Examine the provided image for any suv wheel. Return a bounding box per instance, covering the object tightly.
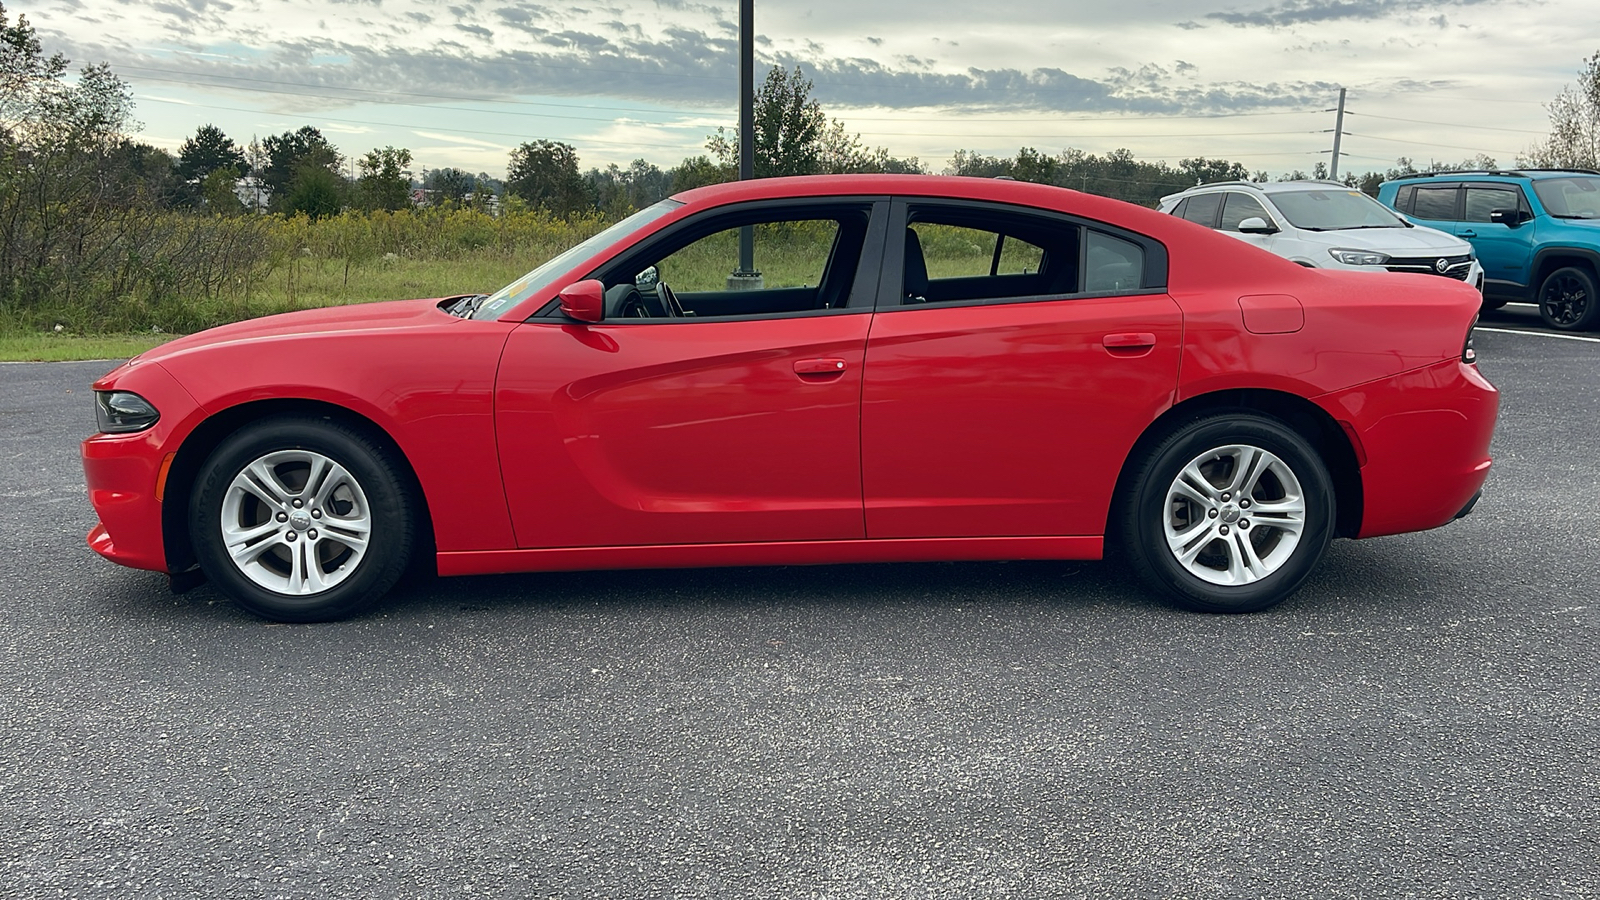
[1537,266,1600,331]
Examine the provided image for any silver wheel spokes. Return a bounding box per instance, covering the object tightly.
[1162,444,1306,587]
[220,450,372,596]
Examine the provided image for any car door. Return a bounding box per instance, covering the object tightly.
[1218,190,1279,253]
[1460,183,1535,292]
[860,199,1183,539]
[495,198,889,549]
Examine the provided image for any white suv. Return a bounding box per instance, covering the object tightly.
[1158,180,1486,293]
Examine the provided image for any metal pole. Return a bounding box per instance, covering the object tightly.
[736,0,757,280]
[1330,87,1346,180]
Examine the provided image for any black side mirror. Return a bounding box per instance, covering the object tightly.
[1489,208,1527,227]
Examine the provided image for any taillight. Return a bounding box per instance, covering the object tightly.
[1462,316,1478,364]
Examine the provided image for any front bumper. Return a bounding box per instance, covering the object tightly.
[1316,357,1499,539]
[81,361,202,573]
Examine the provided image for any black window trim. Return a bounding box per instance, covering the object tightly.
[874,197,1170,312]
[1178,190,1225,229]
[534,195,892,323]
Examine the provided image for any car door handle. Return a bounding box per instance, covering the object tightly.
[794,358,849,375]
[1460,229,1477,237]
[1102,332,1157,350]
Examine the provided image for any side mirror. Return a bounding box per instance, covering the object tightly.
[557,279,604,323]
[1489,208,1526,227]
[1237,216,1279,235]
[635,266,659,288]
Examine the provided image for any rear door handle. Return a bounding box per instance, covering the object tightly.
[794,358,849,375]
[1102,332,1157,350]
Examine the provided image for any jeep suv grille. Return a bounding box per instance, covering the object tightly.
[1384,254,1474,281]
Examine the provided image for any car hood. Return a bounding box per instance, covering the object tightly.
[1294,225,1472,255]
[133,298,456,365]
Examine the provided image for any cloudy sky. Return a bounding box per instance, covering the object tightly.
[15,0,1600,178]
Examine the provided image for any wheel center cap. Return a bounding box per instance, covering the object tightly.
[288,510,312,531]
[1220,506,1241,524]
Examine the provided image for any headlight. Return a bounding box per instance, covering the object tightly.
[1329,248,1391,266]
[95,391,160,433]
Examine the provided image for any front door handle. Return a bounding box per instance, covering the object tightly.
[794,358,848,376]
[1460,229,1478,237]
[1102,332,1157,350]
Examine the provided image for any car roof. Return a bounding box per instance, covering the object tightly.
[667,173,1181,234]
[1382,168,1600,185]
[1158,179,1355,206]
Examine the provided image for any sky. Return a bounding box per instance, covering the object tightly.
[14,0,1600,180]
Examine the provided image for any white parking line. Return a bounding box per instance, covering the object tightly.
[1477,326,1600,344]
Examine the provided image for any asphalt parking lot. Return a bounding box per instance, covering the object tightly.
[2,316,1596,899]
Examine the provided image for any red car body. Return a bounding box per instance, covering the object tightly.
[83,175,1497,602]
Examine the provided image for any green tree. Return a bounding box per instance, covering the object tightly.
[260,126,341,209]
[354,145,413,211]
[1525,51,1600,168]
[506,139,590,215]
[709,66,827,178]
[424,166,476,205]
[285,165,343,219]
[0,2,150,311]
[176,123,247,183]
[668,154,733,191]
[199,168,244,215]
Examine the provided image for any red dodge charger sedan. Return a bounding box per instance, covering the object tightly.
[82,175,1498,621]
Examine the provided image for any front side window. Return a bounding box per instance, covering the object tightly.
[1220,193,1272,232]
[1464,186,1525,223]
[596,203,875,320]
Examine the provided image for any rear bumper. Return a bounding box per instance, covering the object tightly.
[1316,358,1499,539]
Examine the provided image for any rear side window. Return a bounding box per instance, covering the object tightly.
[1179,193,1223,228]
[1219,193,1271,232]
[1411,186,1461,220]
[1393,185,1416,214]
[1464,186,1524,223]
[1084,231,1145,293]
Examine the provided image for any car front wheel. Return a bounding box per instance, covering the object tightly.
[190,415,415,622]
[1538,265,1600,331]
[1117,413,1336,613]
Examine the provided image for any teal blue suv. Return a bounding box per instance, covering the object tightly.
[1377,169,1600,330]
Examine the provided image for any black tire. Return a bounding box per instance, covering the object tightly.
[189,415,415,622]
[1116,413,1336,613]
[1480,297,1508,312]
[1537,265,1600,331]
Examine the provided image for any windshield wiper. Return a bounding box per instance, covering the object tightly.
[447,293,489,318]
[1325,224,1403,230]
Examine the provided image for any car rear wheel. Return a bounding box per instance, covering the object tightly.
[1537,266,1600,331]
[190,416,414,622]
[1117,413,1335,613]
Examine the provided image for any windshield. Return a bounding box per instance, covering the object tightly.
[471,198,683,319]
[1532,175,1600,218]
[1271,189,1407,230]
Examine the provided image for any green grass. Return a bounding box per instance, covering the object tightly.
[0,332,176,362]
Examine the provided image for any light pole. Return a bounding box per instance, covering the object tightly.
[729,0,762,290]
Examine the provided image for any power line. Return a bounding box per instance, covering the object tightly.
[1347,110,1547,135]
[1344,131,1516,156]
